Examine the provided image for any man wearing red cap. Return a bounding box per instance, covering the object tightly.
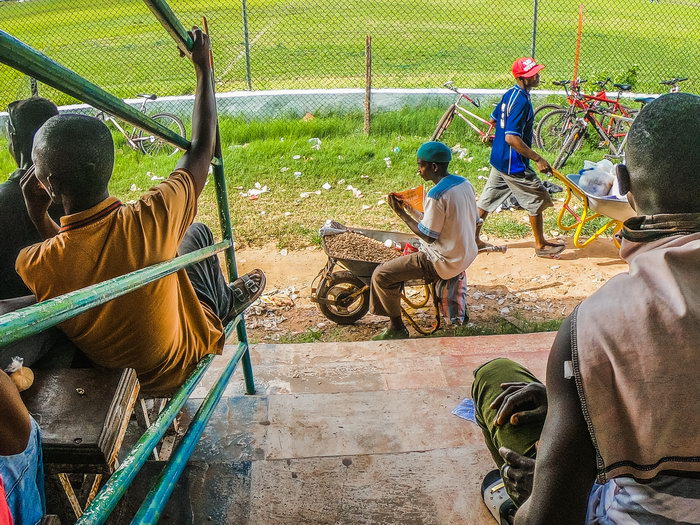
[475,58,564,257]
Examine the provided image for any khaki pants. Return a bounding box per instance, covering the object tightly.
[369,251,439,318]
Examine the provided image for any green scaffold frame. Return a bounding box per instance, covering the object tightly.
[0,1,254,522]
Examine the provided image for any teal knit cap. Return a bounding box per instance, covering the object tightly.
[417,141,452,163]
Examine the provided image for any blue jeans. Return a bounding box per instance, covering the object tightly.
[0,418,45,525]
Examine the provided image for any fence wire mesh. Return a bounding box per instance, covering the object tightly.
[1,0,698,118]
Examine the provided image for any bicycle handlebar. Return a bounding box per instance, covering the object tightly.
[660,77,688,85]
[443,81,460,93]
[442,82,480,107]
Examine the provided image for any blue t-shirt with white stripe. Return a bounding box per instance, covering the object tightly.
[489,85,534,175]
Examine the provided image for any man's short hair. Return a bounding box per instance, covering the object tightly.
[626,93,700,212]
[33,114,114,195]
[7,97,59,142]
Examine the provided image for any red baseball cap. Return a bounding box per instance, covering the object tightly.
[512,57,545,78]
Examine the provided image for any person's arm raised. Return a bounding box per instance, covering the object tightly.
[176,27,216,198]
[387,194,436,244]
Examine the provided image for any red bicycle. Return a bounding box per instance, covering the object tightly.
[536,78,637,154]
[431,82,494,143]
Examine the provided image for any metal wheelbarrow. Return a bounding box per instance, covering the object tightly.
[310,225,441,335]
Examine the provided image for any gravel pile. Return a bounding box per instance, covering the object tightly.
[324,232,402,263]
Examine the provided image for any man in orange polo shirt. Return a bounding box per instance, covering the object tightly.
[15,28,265,395]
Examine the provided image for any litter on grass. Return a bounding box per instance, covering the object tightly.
[240,184,269,199]
[346,185,363,198]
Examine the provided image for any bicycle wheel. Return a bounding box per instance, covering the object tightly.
[533,103,563,130]
[536,108,576,152]
[137,113,187,156]
[431,104,457,141]
[554,122,586,170]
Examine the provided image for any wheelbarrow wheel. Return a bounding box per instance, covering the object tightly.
[317,271,370,325]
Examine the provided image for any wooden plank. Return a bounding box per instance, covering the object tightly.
[100,369,139,471]
[22,368,139,470]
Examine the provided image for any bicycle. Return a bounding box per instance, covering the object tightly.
[96,94,187,156]
[550,76,690,168]
[536,78,637,154]
[431,82,494,143]
[552,106,635,169]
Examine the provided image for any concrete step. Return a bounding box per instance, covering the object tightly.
[165,334,554,524]
[111,335,553,523]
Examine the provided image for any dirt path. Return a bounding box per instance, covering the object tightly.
[236,235,627,343]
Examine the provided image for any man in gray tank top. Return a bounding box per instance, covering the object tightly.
[472,93,700,524]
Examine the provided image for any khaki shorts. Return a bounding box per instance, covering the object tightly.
[478,166,553,216]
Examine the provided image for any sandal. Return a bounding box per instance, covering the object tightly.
[482,469,516,524]
[534,244,565,258]
[223,269,267,324]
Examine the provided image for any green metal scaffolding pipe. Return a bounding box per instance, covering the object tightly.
[130,342,248,524]
[144,0,257,394]
[142,0,194,57]
[0,30,190,151]
[0,241,230,348]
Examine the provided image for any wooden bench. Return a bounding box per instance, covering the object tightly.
[22,368,139,521]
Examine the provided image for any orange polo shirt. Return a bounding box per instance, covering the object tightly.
[16,170,224,394]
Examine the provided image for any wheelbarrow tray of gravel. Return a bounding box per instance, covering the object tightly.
[320,226,418,283]
[310,223,439,334]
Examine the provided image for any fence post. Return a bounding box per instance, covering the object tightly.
[364,35,372,135]
[530,0,539,58]
[29,76,38,96]
[241,0,253,90]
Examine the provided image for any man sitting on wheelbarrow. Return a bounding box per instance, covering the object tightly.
[371,141,478,340]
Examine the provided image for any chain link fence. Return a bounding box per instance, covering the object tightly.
[1,0,698,118]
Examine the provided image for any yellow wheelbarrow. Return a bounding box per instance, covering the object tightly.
[551,169,636,248]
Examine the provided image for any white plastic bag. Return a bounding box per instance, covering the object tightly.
[579,159,615,196]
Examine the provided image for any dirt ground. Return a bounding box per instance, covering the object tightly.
[236,235,628,343]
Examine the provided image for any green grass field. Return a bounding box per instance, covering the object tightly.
[0,104,609,249]
[1,0,698,109]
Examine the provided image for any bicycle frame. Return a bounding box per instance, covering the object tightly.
[586,108,634,157]
[432,82,494,142]
[98,97,154,150]
[562,80,634,137]
[453,103,493,138]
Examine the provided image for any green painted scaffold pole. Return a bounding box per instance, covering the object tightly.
[0,30,190,151]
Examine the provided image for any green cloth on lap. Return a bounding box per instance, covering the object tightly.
[471,357,544,468]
